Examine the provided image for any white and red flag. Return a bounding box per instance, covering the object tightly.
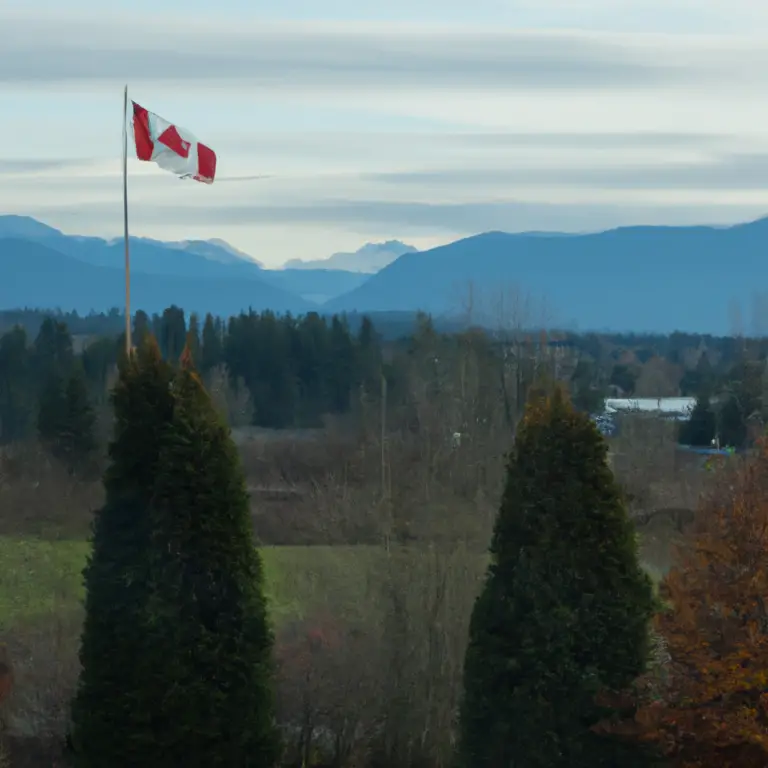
[131,101,217,184]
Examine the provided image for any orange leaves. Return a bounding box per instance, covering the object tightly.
[605,440,768,766]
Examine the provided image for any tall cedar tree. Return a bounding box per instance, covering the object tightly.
[70,339,177,765]
[456,386,657,768]
[71,339,278,766]
[137,349,278,765]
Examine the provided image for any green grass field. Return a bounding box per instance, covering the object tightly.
[0,529,676,634]
[0,537,395,631]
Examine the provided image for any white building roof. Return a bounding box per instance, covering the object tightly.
[604,397,696,415]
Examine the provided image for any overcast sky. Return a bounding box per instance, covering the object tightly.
[3,1,768,266]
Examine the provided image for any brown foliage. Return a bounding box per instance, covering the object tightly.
[634,356,683,397]
[609,441,768,766]
[275,610,376,767]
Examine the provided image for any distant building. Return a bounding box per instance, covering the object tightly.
[592,396,697,438]
[603,397,696,422]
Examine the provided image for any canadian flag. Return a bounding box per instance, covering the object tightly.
[132,101,216,184]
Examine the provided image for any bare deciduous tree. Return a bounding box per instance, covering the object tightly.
[633,356,682,398]
[204,364,253,428]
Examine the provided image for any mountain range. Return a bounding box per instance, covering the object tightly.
[284,240,417,273]
[2,214,768,334]
[0,215,374,313]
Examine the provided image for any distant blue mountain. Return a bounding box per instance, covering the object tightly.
[0,236,313,316]
[6,214,768,333]
[124,236,266,267]
[325,218,768,334]
[0,215,62,240]
[284,240,418,272]
[0,216,370,308]
[0,216,268,281]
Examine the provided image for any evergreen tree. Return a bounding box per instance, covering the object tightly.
[136,349,278,765]
[0,326,33,443]
[328,314,356,413]
[679,393,716,447]
[71,339,179,766]
[159,305,187,361]
[357,314,382,393]
[456,386,657,768]
[37,368,97,472]
[60,371,98,468]
[133,310,151,347]
[32,316,74,389]
[71,339,278,766]
[37,372,67,443]
[679,350,714,396]
[186,312,201,366]
[81,337,120,403]
[201,313,224,373]
[570,359,606,414]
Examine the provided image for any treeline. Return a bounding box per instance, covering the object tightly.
[0,307,388,444]
[0,317,96,470]
[134,307,385,429]
[1,307,759,368]
[3,304,768,450]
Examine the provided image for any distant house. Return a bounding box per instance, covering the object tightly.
[603,397,696,422]
[592,396,697,437]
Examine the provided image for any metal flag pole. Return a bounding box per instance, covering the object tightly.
[122,85,132,355]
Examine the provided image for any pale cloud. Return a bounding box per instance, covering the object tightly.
[26,199,768,240]
[18,0,768,32]
[364,152,768,191]
[2,13,768,92]
[0,158,93,173]
[3,6,768,265]
[4,128,768,264]
[0,22,677,90]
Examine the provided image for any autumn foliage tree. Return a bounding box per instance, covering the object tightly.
[615,441,768,767]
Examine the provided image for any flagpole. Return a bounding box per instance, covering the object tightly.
[122,84,132,355]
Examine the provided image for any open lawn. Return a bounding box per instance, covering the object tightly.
[0,529,677,632]
[0,538,388,631]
